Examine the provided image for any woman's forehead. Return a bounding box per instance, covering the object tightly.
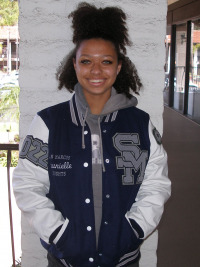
[76,38,117,56]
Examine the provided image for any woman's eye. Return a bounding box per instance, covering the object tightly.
[103,60,113,64]
[80,60,90,64]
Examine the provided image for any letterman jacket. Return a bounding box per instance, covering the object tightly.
[13,90,171,267]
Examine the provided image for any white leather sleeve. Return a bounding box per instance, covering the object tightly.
[12,115,66,244]
[126,120,171,239]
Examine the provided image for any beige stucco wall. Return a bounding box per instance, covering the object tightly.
[18,0,167,266]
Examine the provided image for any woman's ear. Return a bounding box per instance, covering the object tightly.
[73,57,76,71]
[117,60,122,75]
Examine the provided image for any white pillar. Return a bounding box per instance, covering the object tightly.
[18,1,167,266]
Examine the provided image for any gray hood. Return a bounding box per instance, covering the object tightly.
[74,83,138,117]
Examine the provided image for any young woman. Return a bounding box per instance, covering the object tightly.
[13,3,171,267]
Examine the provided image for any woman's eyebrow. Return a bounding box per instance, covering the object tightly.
[79,54,114,58]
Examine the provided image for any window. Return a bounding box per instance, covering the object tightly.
[164,32,171,105]
[164,18,200,125]
[188,20,200,123]
[173,23,187,112]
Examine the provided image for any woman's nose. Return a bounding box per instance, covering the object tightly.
[91,62,101,74]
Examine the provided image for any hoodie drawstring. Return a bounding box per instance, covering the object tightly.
[82,107,88,149]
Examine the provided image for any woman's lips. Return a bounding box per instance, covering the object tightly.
[88,79,105,85]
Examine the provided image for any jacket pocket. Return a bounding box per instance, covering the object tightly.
[53,219,84,263]
[40,219,70,259]
[125,214,140,239]
[53,218,70,246]
[53,219,69,245]
[118,215,142,256]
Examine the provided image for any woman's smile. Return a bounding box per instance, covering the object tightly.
[88,79,106,86]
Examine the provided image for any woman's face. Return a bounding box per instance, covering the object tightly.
[73,38,122,99]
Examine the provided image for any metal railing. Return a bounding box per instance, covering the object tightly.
[0,143,19,267]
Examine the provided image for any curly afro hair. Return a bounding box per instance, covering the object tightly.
[56,2,142,98]
[69,2,131,55]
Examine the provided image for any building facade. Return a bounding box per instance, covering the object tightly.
[0,26,19,73]
[165,0,200,124]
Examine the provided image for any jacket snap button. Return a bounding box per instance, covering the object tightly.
[85,198,90,204]
[87,226,92,231]
[106,194,110,199]
[89,258,94,262]
[84,131,88,135]
[104,221,108,225]
[84,162,89,167]
[105,159,109,163]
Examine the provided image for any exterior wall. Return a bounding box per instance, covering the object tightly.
[18,0,167,266]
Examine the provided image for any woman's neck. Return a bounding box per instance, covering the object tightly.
[83,91,111,115]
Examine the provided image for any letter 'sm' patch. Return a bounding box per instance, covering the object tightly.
[113,133,148,185]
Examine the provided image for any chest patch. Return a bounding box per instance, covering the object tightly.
[113,133,148,185]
